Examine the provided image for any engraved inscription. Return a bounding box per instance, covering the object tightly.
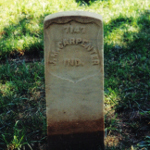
[58,42,63,49]
[49,37,100,66]
[64,26,85,34]
[49,61,56,65]
[91,55,99,60]
[64,58,84,67]
[84,44,93,51]
[92,60,99,65]
[51,51,58,57]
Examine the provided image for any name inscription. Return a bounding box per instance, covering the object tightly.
[49,26,100,66]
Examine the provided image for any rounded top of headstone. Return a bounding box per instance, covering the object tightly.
[44,11,102,29]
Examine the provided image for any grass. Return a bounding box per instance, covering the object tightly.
[0,0,150,149]
[0,61,46,149]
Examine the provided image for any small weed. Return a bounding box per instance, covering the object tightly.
[2,121,33,150]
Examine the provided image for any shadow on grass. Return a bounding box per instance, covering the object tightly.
[0,60,46,150]
[0,9,150,150]
[104,11,150,110]
[0,13,50,61]
[76,0,109,5]
[75,0,95,5]
[104,10,150,149]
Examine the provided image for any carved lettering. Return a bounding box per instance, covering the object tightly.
[76,38,82,44]
[85,44,94,51]
[80,27,85,33]
[63,39,69,46]
[51,51,58,57]
[57,48,62,52]
[81,39,89,47]
[57,38,94,48]
[91,48,97,55]
[75,58,84,66]
[52,38,99,67]
[70,59,74,66]
[70,26,73,33]
[74,26,80,33]
[64,59,84,66]
[92,60,99,65]
[70,38,76,44]
[58,42,63,49]
[64,26,86,34]
[91,54,99,60]
[64,27,69,33]
[49,61,56,65]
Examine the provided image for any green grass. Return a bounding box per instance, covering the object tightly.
[0,61,46,149]
[0,0,150,149]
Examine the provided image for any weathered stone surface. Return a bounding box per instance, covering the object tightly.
[44,11,104,150]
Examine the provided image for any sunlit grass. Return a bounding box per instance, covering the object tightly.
[0,81,16,96]
[0,0,149,59]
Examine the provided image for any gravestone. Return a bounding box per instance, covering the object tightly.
[44,11,104,150]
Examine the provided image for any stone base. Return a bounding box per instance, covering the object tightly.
[48,131,104,150]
